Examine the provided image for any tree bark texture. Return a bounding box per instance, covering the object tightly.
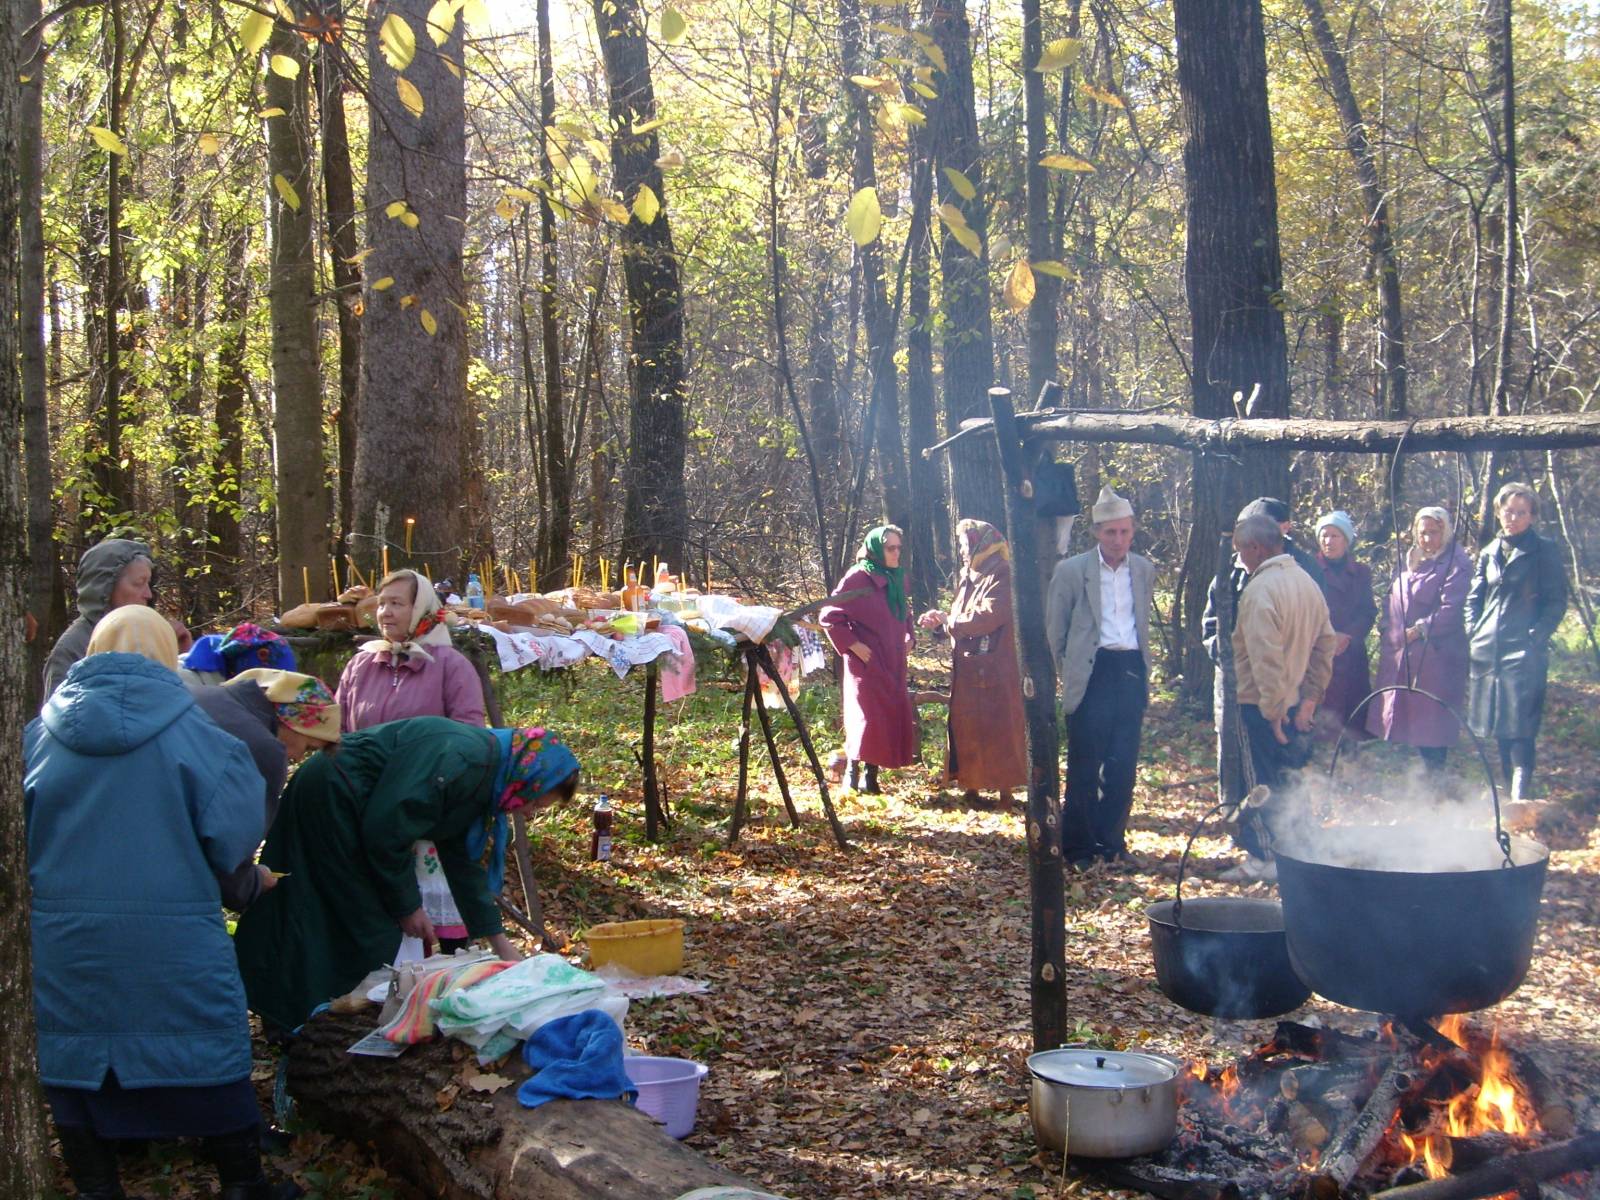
[0,0,54,1190]
[356,0,469,584]
[534,0,572,590]
[592,0,691,574]
[19,0,60,712]
[1021,0,1061,411]
[929,0,1004,530]
[904,133,947,609]
[1476,0,1518,539]
[316,51,363,557]
[212,226,249,610]
[287,1011,756,1200]
[266,21,331,605]
[1173,0,1292,704]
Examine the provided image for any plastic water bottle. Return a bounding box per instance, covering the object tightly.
[465,573,485,606]
[590,795,613,863]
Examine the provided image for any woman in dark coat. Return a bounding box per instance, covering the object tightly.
[1367,506,1474,770]
[1313,511,1376,740]
[821,525,918,793]
[1465,482,1569,800]
[234,718,579,1031]
[919,520,1027,804]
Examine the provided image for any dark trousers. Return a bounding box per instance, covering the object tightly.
[1418,745,1449,773]
[1237,704,1312,858]
[1064,649,1148,863]
[1498,737,1535,780]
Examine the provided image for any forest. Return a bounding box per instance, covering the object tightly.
[2,0,1600,1196]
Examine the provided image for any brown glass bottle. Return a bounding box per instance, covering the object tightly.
[590,794,613,862]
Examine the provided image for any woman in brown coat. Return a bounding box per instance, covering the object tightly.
[920,520,1028,804]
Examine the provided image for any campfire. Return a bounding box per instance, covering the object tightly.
[1091,1016,1598,1200]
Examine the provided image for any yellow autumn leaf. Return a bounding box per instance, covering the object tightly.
[632,116,665,134]
[1033,37,1081,72]
[269,53,300,79]
[911,32,947,73]
[379,14,417,70]
[447,298,470,317]
[660,6,687,44]
[87,126,128,155]
[846,187,882,247]
[597,197,631,224]
[1079,81,1126,109]
[460,0,489,26]
[399,293,417,309]
[197,132,221,155]
[1004,259,1036,311]
[273,173,301,211]
[897,102,926,125]
[506,186,538,202]
[1039,152,1096,173]
[240,10,273,55]
[420,309,438,336]
[494,197,517,219]
[633,183,660,225]
[938,203,981,256]
[258,107,287,118]
[396,76,424,117]
[872,21,909,34]
[910,80,937,100]
[426,0,456,46]
[385,200,409,218]
[344,248,375,264]
[656,147,685,169]
[399,210,420,229]
[371,276,395,290]
[1030,259,1073,280]
[942,167,976,201]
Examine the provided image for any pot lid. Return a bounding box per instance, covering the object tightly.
[1028,1048,1178,1089]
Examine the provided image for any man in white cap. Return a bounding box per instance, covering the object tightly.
[1046,486,1157,868]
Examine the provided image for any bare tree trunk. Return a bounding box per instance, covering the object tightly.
[1021,0,1061,408]
[534,0,571,589]
[212,228,249,612]
[315,51,362,560]
[928,0,1004,529]
[0,0,53,1188]
[355,0,469,582]
[799,104,843,492]
[905,126,945,610]
[1477,0,1517,539]
[1173,0,1292,706]
[266,19,330,605]
[591,0,691,571]
[18,0,60,711]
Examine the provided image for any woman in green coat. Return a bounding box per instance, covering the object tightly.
[234,717,580,1031]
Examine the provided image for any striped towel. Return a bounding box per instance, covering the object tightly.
[379,959,514,1045]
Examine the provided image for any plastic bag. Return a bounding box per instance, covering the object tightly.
[430,954,628,1063]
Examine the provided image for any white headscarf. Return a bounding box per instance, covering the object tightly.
[1409,506,1456,570]
[360,570,454,661]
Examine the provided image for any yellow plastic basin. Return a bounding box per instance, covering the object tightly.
[586,918,685,976]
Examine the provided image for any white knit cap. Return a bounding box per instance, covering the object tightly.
[1091,486,1133,524]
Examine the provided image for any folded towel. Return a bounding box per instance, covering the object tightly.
[379,959,513,1044]
[517,1010,635,1108]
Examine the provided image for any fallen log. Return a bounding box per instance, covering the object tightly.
[286,1010,761,1200]
[1370,1129,1600,1200]
[1306,1054,1414,1192]
[1093,1160,1242,1200]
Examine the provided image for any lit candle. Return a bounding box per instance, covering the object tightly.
[331,558,340,595]
[503,561,514,593]
[302,565,311,605]
[405,517,415,555]
[382,546,390,577]
[422,562,431,581]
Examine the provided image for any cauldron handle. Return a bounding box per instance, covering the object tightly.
[1331,683,1513,869]
[1171,799,1237,928]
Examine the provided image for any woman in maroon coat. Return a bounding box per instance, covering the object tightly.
[822,525,918,793]
[1366,506,1474,770]
[1314,511,1377,740]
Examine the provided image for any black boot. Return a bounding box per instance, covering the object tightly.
[863,763,881,794]
[848,760,862,791]
[203,1129,303,1200]
[56,1125,126,1200]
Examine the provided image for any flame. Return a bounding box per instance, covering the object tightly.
[1436,1014,1468,1047]
[1446,1032,1531,1137]
[1189,1059,1208,1081]
[1218,1064,1240,1100]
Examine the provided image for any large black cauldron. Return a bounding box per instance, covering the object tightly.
[1274,824,1549,1019]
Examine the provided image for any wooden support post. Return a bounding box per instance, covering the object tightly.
[987,385,1067,1052]
[642,661,663,841]
[726,651,758,845]
[751,660,802,828]
[751,641,850,850]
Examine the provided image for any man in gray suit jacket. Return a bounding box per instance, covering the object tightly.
[1046,487,1157,867]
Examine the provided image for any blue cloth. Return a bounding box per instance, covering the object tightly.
[183,633,229,675]
[517,1010,634,1109]
[25,653,265,1089]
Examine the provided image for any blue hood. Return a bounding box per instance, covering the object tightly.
[40,653,196,756]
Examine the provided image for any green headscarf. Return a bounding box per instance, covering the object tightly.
[856,524,908,620]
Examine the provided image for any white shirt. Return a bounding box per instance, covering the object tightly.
[1098,549,1139,650]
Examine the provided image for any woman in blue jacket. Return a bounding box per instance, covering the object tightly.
[25,606,296,1200]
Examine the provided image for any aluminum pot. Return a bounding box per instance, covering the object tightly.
[1027,1049,1179,1158]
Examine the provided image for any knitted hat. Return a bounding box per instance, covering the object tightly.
[227,668,342,744]
[1239,496,1291,524]
[85,605,179,670]
[1315,510,1357,547]
[1091,486,1134,524]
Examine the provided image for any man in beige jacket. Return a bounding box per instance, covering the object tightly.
[1225,513,1337,881]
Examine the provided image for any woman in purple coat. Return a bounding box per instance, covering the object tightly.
[822,526,918,793]
[1314,511,1377,740]
[1366,506,1473,770]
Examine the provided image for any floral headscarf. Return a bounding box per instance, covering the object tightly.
[469,727,581,893]
[957,519,1009,574]
[855,525,908,620]
[219,623,297,674]
[227,668,342,743]
[362,569,453,661]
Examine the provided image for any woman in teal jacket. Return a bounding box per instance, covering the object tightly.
[26,606,293,1200]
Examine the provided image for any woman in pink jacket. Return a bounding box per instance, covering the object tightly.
[337,569,485,950]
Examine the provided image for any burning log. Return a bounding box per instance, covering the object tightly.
[1273,1021,1388,1063]
[1306,1054,1415,1193]
[1370,1129,1600,1200]
[1095,1161,1243,1200]
[1279,1059,1377,1104]
[1441,1131,1540,1171]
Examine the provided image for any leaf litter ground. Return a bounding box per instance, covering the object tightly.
[92,655,1600,1200]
